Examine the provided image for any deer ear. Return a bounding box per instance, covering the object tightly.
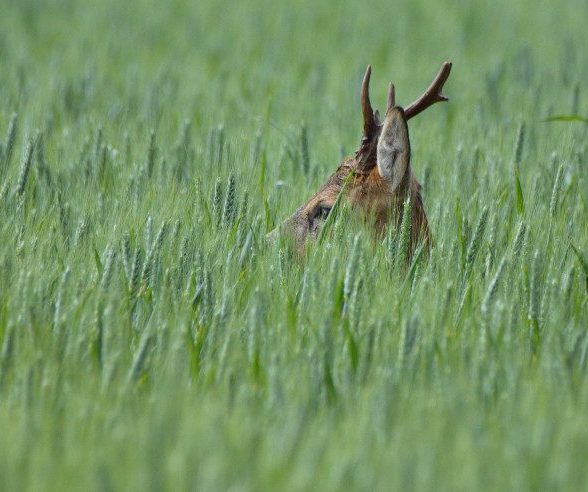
[376,107,410,191]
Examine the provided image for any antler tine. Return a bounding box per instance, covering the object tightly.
[386,82,396,113]
[404,61,452,120]
[361,65,376,136]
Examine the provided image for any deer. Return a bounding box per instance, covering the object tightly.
[273,62,452,258]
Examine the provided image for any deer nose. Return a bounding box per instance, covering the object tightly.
[265,228,279,245]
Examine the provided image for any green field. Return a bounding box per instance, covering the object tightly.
[1,0,588,490]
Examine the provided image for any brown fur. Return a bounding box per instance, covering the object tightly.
[279,155,431,255]
[273,63,452,256]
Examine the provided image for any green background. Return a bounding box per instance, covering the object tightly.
[0,0,587,490]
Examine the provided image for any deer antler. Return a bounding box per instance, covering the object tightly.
[356,62,452,166]
[361,65,376,136]
[403,62,452,119]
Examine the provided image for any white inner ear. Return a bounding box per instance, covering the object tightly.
[376,108,410,191]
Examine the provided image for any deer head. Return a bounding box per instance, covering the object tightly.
[275,62,452,255]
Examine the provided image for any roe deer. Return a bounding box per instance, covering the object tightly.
[275,62,452,256]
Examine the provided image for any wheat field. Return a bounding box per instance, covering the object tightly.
[0,0,587,490]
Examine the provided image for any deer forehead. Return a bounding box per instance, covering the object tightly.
[299,167,393,214]
[350,168,396,207]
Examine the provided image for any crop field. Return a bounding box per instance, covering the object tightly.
[1,0,587,490]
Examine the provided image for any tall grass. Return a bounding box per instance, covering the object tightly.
[0,0,587,490]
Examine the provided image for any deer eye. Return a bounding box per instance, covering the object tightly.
[313,205,332,222]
